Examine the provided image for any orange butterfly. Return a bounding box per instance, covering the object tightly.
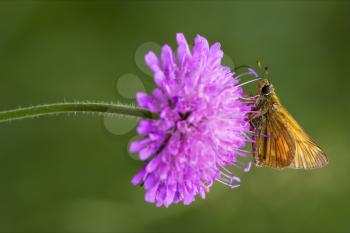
[249,67,328,169]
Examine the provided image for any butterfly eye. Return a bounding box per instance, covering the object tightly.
[261,85,271,95]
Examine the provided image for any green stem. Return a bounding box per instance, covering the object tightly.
[0,102,158,123]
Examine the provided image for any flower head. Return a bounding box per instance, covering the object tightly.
[130,33,253,207]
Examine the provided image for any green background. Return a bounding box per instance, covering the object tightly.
[0,1,349,232]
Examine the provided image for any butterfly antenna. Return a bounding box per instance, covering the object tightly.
[257,60,271,80]
[264,65,271,81]
[256,60,263,70]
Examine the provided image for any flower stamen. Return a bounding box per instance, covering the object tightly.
[233,161,253,173]
[216,174,241,189]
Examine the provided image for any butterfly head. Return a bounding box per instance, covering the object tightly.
[255,61,274,96]
[257,79,274,96]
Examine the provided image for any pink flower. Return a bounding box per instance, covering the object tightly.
[130,33,253,207]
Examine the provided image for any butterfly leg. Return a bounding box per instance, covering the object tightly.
[250,115,267,167]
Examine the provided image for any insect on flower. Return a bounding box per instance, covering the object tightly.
[249,62,328,169]
[129,33,259,207]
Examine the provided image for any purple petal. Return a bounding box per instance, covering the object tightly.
[161,44,176,73]
[145,51,161,73]
[131,167,146,185]
[136,93,154,109]
[145,183,159,203]
[129,138,150,153]
[193,35,209,57]
[152,88,166,103]
[209,42,223,65]
[146,155,161,173]
[143,174,158,190]
[137,120,153,135]
[156,184,166,206]
[176,33,191,66]
[154,70,166,87]
[163,186,176,207]
[167,133,180,155]
[139,145,157,160]
[198,186,206,199]
[183,191,194,205]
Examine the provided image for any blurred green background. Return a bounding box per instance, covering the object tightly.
[0,1,349,232]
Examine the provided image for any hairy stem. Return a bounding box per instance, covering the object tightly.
[0,102,158,123]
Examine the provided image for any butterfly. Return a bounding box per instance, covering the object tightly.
[249,68,328,169]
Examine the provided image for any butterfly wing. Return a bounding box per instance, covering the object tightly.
[253,111,296,169]
[278,106,328,169]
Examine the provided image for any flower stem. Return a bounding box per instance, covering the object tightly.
[0,102,158,123]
